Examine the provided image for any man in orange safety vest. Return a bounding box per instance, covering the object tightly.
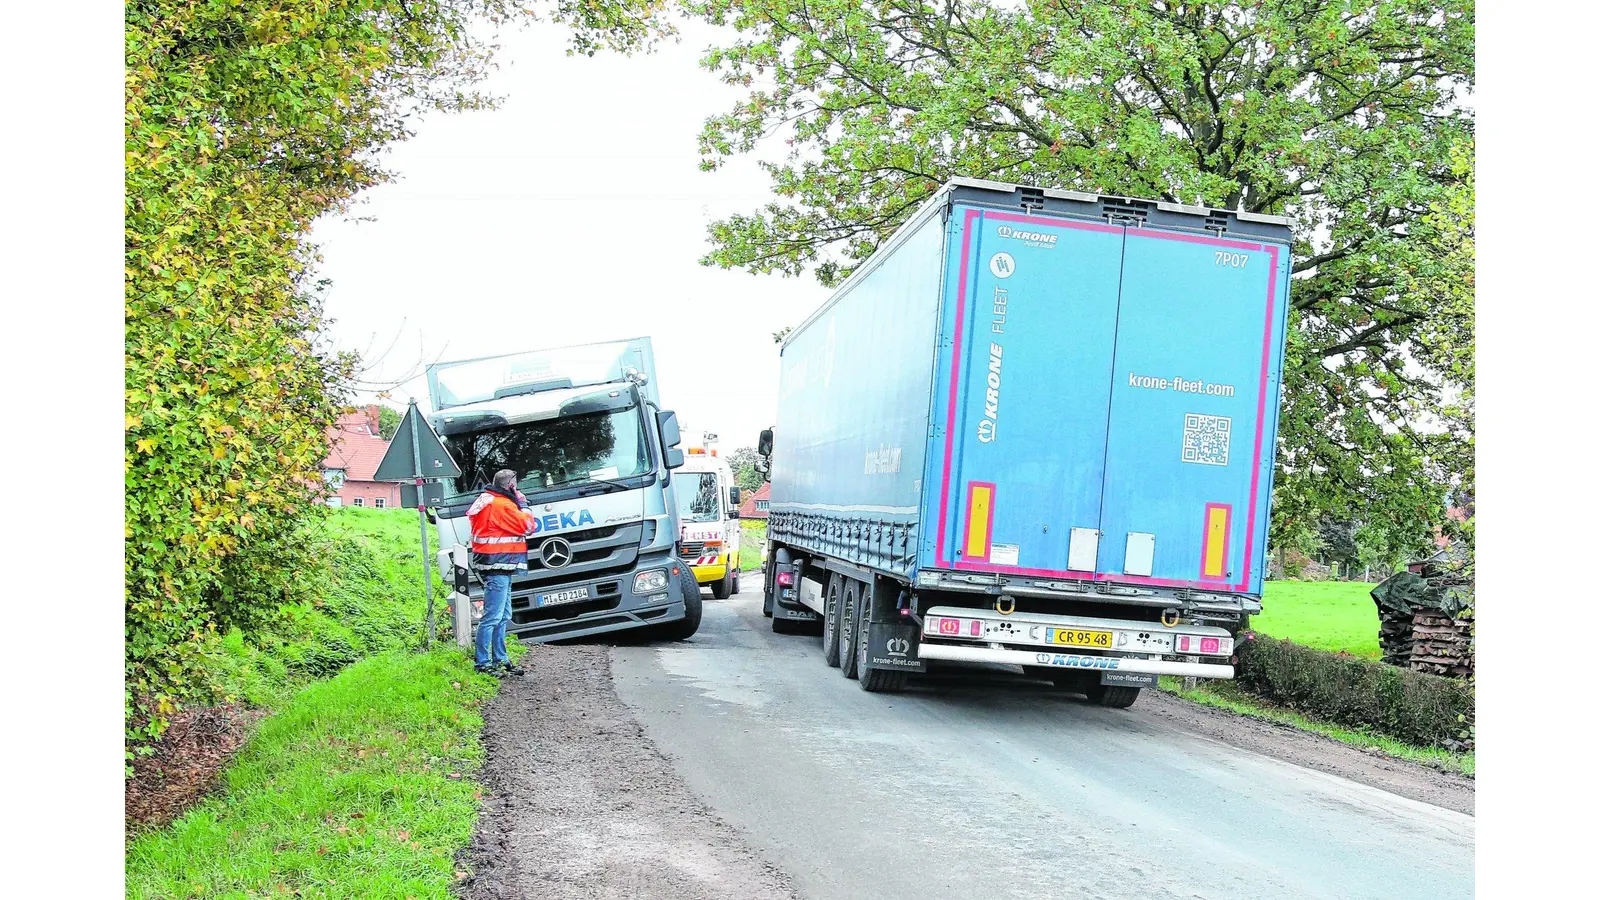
[466,469,536,676]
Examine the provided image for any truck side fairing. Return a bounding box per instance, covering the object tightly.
[768,209,947,577]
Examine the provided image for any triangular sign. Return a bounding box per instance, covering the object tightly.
[373,402,463,482]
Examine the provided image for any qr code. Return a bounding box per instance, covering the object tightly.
[1181,414,1231,466]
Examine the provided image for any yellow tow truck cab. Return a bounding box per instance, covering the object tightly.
[674,448,743,599]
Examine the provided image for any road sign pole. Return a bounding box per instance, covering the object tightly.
[410,399,436,649]
[374,398,461,653]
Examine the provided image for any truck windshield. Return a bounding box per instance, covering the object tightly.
[675,473,722,524]
[442,405,651,499]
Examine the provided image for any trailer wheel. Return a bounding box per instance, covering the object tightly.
[658,567,704,641]
[821,573,843,667]
[1085,683,1141,709]
[856,582,905,693]
[838,578,861,680]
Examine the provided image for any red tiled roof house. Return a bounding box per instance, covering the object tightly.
[320,405,401,509]
[738,482,771,520]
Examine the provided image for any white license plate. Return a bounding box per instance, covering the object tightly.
[534,586,591,607]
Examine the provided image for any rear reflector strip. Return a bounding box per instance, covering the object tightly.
[963,482,996,561]
[1201,503,1231,579]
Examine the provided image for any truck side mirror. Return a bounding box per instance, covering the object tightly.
[730,487,742,506]
[657,410,686,469]
[658,409,683,447]
[757,428,773,457]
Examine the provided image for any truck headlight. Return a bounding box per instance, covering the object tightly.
[633,568,669,594]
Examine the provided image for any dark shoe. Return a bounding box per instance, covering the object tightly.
[475,664,504,677]
[500,662,527,677]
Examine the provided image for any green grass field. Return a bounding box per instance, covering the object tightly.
[1255,580,1381,658]
[207,507,441,709]
[127,649,498,899]
[129,508,503,898]
[739,520,767,572]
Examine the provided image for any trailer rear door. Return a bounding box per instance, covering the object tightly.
[931,207,1125,574]
[1095,231,1288,594]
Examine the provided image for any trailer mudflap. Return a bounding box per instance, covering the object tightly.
[865,622,926,673]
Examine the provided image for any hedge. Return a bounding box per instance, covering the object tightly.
[1235,633,1474,750]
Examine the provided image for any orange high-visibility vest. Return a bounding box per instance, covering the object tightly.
[466,489,535,572]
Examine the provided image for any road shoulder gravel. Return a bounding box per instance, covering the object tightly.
[457,643,798,900]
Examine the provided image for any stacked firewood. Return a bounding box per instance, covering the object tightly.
[1376,606,1417,668]
[1408,609,1475,679]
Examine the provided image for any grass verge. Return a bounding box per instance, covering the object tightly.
[127,649,499,899]
[1256,580,1381,659]
[1158,675,1474,777]
[740,520,767,572]
[206,508,441,711]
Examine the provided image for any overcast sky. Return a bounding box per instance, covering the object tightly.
[310,19,832,453]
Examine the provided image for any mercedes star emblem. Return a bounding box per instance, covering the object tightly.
[540,538,573,569]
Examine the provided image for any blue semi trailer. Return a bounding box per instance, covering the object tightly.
[756,178,1293,704]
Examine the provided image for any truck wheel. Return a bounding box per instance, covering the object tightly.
[712,567,732,600]
[1085,683,1141,709]
[731,568,741,595]
[838,578,861,680]
[760,557,774,617]
[856,582,905,693]
[821,573,843,667]
[659,567,704,641]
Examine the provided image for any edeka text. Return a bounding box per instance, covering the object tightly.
[977,342,1004,444]
[529,509,596,534]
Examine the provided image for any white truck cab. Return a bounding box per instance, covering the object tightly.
[674,448,743,599]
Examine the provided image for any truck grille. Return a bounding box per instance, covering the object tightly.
[512,522,644,587]
[679,542,704,559]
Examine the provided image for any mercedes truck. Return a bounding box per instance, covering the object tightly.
[428,338,703,643]
[757,178,1293,705]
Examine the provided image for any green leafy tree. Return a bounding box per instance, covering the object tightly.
[728,446,765,491]
[378,405,404,441]
[125,0,669,756]
[682,0,1473,552]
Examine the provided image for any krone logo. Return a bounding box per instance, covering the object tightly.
[990,252,1015,278]
[995,225,1059,245]
[886,637,911,656]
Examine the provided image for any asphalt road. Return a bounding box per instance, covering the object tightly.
[611,575,1474,900]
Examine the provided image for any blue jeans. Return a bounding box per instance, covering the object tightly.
[475,573,513,668]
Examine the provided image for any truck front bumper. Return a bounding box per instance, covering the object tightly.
[689,561,728,584]
[477,551,691,643]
